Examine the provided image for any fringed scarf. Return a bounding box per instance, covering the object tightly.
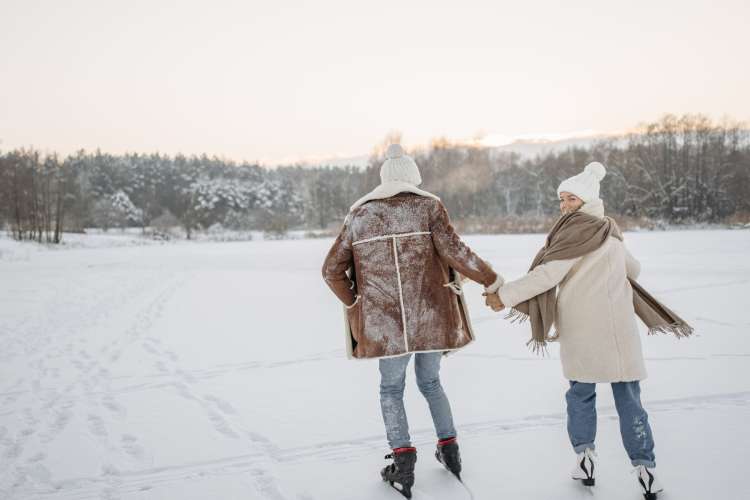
[507,211,694,354]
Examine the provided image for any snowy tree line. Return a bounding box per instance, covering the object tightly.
[0,151,305,241]
[1,114,748,242]
[403,114,750,231]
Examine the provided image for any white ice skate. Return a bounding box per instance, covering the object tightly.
[571,448,597,487]
[634,465,663,500]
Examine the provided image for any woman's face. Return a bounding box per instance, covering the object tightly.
[559,192,584,214]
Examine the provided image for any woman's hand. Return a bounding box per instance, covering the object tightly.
[482,291,505,312]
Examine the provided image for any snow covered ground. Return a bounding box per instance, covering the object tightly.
[0,230,748,500]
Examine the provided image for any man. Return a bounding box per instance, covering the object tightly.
[322,144,503,498]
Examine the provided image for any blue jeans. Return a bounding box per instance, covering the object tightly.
[566,381,656,467]
[379,352,457,449]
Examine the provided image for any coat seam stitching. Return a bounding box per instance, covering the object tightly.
[352,231,431,246]
[392,237,409,352]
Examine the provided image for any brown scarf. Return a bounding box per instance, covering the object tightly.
[507,211,694,353]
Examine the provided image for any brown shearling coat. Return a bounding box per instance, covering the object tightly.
[322,192,498,359]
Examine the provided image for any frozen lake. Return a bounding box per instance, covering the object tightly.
[1,229,748,499]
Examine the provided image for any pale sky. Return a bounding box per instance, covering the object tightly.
[1,0,748,165]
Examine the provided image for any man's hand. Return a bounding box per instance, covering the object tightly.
[483,291,505,312]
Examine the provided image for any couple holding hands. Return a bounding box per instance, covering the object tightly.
[322,144,692,500]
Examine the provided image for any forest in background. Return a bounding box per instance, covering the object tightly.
[1,114,748,243]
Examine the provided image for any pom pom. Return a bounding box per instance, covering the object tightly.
[386,144,404,159]
[584,161,606,181]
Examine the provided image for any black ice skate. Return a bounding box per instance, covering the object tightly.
[381,447,417,498]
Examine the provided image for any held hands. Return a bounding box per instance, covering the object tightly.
[482,291,505,312]
[482,273,506,312]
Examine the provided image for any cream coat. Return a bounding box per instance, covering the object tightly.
[497,201,647,383]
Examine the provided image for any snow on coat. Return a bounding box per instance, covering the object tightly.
[322,192,499,359]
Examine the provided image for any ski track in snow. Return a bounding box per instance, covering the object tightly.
[2,309,747,499]
[0,264,292,500]
[276,390,750,465]
[0,271,186,497]
[11,390,749,499]
[0,349,345,405]
[653,278,750,295]
[129,332,289,500]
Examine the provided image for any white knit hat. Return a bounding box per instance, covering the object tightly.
[380,144,422,186]
[557,162,607,203]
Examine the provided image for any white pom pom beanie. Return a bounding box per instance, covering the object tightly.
[380,144,422,186]
[557,162,607,203]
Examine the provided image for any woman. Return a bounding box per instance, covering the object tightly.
[322,144,503,498]
[486,162,693,500]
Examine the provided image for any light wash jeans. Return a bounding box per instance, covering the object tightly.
[566,380,656,467]
[379,352,457,449]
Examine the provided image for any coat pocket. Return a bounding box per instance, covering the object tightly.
[346,296,363,344]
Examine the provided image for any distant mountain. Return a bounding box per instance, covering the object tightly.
[491,133,624,158]
[287,132,625,168]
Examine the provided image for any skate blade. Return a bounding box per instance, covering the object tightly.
[440,464,462,482]
[387,481,412,499]
[573,477,595,487]
[435,450,462,481]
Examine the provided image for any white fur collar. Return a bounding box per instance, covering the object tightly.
[349,181,441,211]
[579,198,605,219]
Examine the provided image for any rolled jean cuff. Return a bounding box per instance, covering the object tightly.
[631,459,656,468]
[573,443,596,454]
